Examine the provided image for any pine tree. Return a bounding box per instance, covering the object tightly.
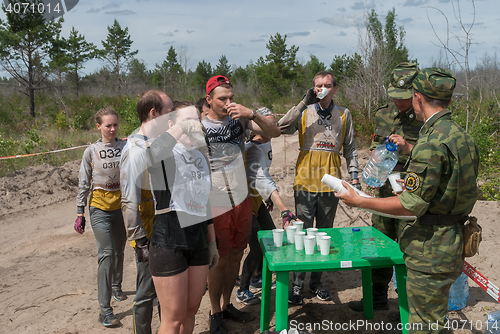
[306,55,326,84]
[0,0,63,117]
[65,27,96,97]
[153,46,183,94]
[193,60,212,91]
[99,19,138,94]
[255,33,300,102]
[215,55,232,78]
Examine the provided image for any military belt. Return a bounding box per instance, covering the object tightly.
[418,214,469,225]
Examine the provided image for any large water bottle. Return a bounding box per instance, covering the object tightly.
[392,267,398,292]
[362,139,399,188]
[485,310,500,334]
[448,272,469,310]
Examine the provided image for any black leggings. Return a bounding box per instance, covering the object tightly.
[239,203,276,290]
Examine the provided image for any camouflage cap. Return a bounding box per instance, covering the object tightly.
[412,67,456,100]
[388,62,419,99]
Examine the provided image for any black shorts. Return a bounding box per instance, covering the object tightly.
[149,244,210,277]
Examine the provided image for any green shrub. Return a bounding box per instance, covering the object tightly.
[117,95,140,137]
[54,110,70,129]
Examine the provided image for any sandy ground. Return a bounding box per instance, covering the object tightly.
[1,135,499,334]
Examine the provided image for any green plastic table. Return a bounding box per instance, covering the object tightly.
[258,226,409,333]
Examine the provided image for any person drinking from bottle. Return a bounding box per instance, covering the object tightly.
[145,100,219,334]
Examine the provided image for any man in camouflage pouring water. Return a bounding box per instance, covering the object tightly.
[337,67,479,334]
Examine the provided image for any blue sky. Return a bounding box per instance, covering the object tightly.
[1,0,499,75]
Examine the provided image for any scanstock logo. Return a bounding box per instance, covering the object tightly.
[3,0,79,22]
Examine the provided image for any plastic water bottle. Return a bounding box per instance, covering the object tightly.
[392,267,397,291]
[448,272,469,310]
[485,310,500,334]
[362,140,399,188]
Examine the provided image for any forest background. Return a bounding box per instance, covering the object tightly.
[0,1,499,200]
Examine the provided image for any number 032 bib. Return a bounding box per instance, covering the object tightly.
[90,139,126,191]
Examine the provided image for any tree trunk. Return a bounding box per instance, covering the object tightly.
[29,88,35,117]
[75,68,80,98]
[29,53,35,117]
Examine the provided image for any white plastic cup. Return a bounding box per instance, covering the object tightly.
[306,228,318,246]
[388,172,403,193]
[315,232,327,251]
[304,236,316,255]
[285,226,297,244]
[319,236,331,255]
[293,220,304,232]
[321,174,347,193]
[294,231,306,250]
[272,229,284,247]
[306,227,318,236]
[317,87,328,99]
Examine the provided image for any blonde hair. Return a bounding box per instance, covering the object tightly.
[95,107,118,125]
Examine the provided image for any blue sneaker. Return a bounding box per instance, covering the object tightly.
[236,289,261,305]
[250,277,276,291]
[98,312,120,327]
[249,278,262,292]
[112,289,127,301]
[288,285,303,305]
[309,285,332,301]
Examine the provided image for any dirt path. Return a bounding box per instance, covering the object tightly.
[1,135,499,333]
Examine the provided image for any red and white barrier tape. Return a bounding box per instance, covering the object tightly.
[464,261,500,303]
[283,134,300,153]
[0,137,129,161]
[0,144,90,160]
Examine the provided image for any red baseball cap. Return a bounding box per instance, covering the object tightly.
[206,75,232,95]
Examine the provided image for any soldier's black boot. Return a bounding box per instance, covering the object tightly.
[348,283,389,312]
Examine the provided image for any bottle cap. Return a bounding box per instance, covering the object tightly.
[385,138,398,151]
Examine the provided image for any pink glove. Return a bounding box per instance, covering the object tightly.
[74,216,86,234]
[281,210,298,228]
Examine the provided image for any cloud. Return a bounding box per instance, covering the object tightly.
[338,31,347,37]
[308,44,327,49]
[162,41,174,45]
[231,44,243,47]
[350,0,375,10]
[287,31,311,37]
[102,3,120,10]
[319,15,359,28]
[186,30,195,34]
[338,7,346,13]
[403,0,430,6]
[350,2,364,10]
[438,0,451,2]
[159,32,175,37]
[86,8,100,13]
[400,17,413,24]
[250,39,265,43]
[105,10,136,15]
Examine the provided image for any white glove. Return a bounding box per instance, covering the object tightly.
[177,119,203,134]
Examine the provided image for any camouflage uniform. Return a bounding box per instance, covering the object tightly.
[350,63,423,313]
[369,102,423,291]
[398,68,480,334]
